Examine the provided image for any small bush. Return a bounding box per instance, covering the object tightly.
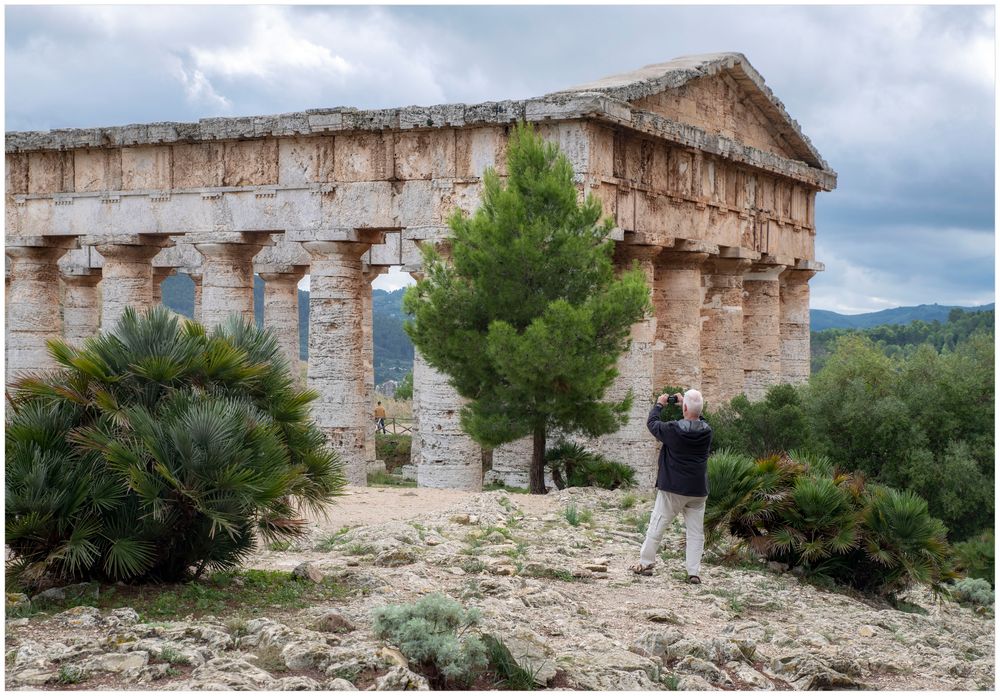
[619,492,638,510]
[57,666,88,685]
[563,504,592,527]
[375,433,412,471]
[546,442,635,490]
[372,594,487,688]
[950,577,994,607]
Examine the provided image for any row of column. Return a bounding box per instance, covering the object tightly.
[494,245,815,488]
[6,234,813,492]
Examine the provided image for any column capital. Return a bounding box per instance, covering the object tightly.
[780,267,818,283]
[84,233,173,249]
[185,231,275,247]
[706,256,753,275]
[152,267,175,282]
[363,264,389,284]
[7,235,79,254]
[60,266,102,286]
[659,249,710,270]
[302,240,370,261]
[614,243,662,266]
[256,263,309,283]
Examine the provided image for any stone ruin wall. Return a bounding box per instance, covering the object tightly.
[5,55,834,492]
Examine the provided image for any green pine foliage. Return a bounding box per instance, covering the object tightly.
[703,451,956,597]
[372,593,488,688]
[545,441,636,490]
[404,122,650,493]
[6,307,344,589]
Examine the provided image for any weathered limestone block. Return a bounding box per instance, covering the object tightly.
[27,151,73,194]
[305,241,370,487]
[61,267,102,347]
[779,269,816,385]
[333,132,393,182]
[700,256,752,407]
[277,136,335,186]
[121,146,173,190]
[6,238,76,380]
[92,236,172,331]
[394,131,456,180]
[223,139,279,187]
[454,127,508,178]
[412,350,483,491]
[594,245,660,487]
[257,264,307,381]
[74,149,122,192]
[172,143,223,188]
[653,246,710,392]
[194,236,267,329]
[742,263,785,401]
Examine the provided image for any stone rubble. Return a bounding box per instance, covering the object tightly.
[5,488,994,691]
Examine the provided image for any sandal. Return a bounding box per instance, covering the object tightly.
[631,563,654,576]
[687,575,701,584]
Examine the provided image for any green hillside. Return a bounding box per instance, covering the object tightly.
[810,303,994,331]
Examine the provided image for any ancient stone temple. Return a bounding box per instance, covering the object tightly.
[5,53,835,490]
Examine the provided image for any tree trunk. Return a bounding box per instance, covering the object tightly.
[530,425,547,494]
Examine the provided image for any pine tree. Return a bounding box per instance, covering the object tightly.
[404,122,650,493]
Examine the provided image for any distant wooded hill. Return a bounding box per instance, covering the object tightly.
[810,303,995,331]
[162,275,994,384]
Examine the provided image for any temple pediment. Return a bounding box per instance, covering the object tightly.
[553,53,829,172]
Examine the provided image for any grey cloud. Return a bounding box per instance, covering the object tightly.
[5,5,994,313]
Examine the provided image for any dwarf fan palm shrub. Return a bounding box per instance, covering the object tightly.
[546,441,636,490]
[703,451,955,597]
[6,307,344,588]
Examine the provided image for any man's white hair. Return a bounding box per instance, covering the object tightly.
[683,389,704,417]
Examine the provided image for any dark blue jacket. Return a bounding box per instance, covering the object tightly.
[647,404,713,497]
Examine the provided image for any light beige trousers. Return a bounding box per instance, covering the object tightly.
[639,489,707,576]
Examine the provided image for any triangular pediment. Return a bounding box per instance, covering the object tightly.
[552,53,829,171]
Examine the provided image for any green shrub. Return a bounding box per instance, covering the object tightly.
[372,594,488,688]
[950,577,994,607]
[954,530,995,586]
[5,307,344,589]
[704,452,955,597]
[702,384,812,458]
[375,433,412,471]
[546,441,635,490]
[394,371,413,401]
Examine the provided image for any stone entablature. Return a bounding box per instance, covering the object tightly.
[5,53,835,491]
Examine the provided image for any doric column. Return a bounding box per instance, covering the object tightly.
[362,265,386,472]
[594,244,661,487]
[743,261,786,400]
[6,237,77,380]
[304,240,370,487]
[92,235,172,331]
[779,268,817,385]
[491,439,536,489]
[193,234,269,330]
[152,267,174,305]
[61,266,102,348]
[188,271,203,323]
[653,244,711,392]
[408,269,482,491]
[700,255,753,407]
[257,264,307,379]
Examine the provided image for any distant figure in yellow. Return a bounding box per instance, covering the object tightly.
[374,401,387,434]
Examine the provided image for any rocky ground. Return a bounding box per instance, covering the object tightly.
[5,486,995,691]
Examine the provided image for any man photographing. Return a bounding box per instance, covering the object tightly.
[631,389,712,584]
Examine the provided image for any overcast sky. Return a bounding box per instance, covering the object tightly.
[5,4,995,313]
